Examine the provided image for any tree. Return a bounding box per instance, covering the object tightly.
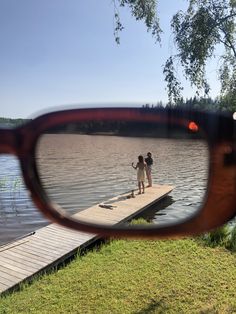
[167,0,236,105]
[112,0,162,44]
[115,0,236,107]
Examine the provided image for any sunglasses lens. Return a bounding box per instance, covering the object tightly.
[35,119,209,226]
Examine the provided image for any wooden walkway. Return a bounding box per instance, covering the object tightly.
[0,184,173,295]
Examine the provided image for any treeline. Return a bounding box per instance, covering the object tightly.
[143,95,236,112]
[0,117,30,127]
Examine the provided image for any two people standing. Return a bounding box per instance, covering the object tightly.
[132,152,153,194]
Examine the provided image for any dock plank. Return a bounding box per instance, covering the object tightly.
[0,277,15,287]
[12,245,56,261]
[19,241,64,256]
[0,265,26,280]
[0,254,40,272]
[0,282,9,292]
[11,247,55,264]
[0,184,173,295]
[0,274,18,286]
[0,258,32,276]
[0,250,47,267]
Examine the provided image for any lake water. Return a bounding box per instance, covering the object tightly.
[0,135,208,245]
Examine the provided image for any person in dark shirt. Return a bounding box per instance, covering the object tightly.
[145,152,153,187]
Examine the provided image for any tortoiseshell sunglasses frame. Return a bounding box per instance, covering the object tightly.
[0,107,235,238]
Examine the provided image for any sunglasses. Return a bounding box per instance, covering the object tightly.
[1,107,235,238]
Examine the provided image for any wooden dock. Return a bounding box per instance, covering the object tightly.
[0,184,173,295]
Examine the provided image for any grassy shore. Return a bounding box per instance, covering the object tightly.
[0,236,236,313]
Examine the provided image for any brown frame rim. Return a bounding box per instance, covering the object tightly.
[2,107,236,238]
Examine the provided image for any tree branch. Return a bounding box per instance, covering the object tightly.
[219,26,236,57]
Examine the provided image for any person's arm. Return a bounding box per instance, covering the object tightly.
[132,162,137,169]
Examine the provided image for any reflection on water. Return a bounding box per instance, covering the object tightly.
[0,135,208,244]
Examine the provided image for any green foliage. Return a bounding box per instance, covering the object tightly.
[226,225,236,251]
[197,224,236,253]
[0,177,7,190]
[0,117,30,127]
[146,95,234,111]
[218,90,236,111]
[163,56,183,105]
[201,225,230,248]
[129,217,149,225]
[117,0,236,108]
[112,0,162,44]
[176,96,221,111]
[166,0,236,103]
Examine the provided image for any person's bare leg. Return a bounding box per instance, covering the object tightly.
[142,182,145,193]
[138,182,141,194]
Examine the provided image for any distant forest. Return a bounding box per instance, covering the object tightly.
[144,96,235,112]
[0,117,30,127]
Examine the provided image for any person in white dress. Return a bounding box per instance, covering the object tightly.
[132,155,147,194]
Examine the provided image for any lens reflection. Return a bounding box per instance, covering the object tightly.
[35,121,209,226]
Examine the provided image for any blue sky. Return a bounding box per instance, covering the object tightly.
[0,0,220,118]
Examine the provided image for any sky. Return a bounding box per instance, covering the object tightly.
[0,0,221,118]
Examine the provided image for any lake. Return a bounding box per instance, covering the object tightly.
[0,134,208,245]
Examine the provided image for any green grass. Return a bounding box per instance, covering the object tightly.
[1,238,236,313]
[198,225,230,248]
[227,225,236,252]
